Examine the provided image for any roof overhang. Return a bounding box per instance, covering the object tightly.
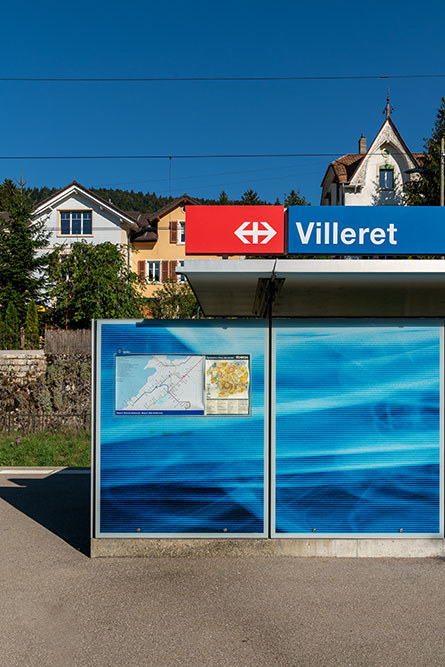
[180,259,445,318]
[33,183,139,231]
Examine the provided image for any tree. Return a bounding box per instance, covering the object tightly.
[3,302,20,349]
[404,97,445,206]
[284,189,309,207]
[218,190,229,205]
[241,189,261,205]
[48,242,143,328]
[0,179,50,320]
[150,280,200,319]
[25,301,40,349]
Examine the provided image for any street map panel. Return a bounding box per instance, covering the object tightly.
[205,356,250,415]
[115,354,205,415]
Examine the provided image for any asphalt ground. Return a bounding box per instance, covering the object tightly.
[1,470,445,667]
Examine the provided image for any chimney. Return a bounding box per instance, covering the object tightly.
[359,134,367,155]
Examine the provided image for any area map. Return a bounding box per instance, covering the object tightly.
[115,353,250,416]
[205,356,250,415]
[115,354,205,415]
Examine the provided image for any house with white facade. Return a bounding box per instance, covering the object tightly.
[321,98,422,206]
[33,181,140,264]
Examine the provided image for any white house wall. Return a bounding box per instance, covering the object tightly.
[344,145,410,206]
[36,192,129,250]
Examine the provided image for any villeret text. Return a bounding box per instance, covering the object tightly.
[295,221,398,246]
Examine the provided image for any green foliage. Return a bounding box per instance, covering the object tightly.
[219,190,229,204]
[0,179,50,320]
[284,189,309,206]
[4,302,20,349]
[25,183,310,209]
[241,189,262,205]
[150,280,200,319]
[48,242,143,328]
[25,301,40,349]
[0,430,90,466]
[404,97,445,206]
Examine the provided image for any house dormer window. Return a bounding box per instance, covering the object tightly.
[379,165,394,190]
[60,210,93,236]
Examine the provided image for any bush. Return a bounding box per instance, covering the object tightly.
[3,301,20,349]
[25,300,40,349]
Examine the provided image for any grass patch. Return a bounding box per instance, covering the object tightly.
[0,430,90,467]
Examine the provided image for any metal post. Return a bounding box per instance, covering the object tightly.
[440,136,445,207]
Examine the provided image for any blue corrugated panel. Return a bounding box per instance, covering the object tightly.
[275,322,441,535]
[98,320,266,535]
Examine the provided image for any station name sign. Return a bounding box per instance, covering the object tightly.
[186,205,445,256]
[288,206,445,255]
[186,205,285,255]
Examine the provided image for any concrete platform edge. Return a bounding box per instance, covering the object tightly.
[90,538,445,558]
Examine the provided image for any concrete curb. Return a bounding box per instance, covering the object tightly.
[91,537,445,559]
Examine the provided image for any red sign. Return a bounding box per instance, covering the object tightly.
[185,205,285,255]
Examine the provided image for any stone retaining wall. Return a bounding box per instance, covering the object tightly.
[0,350,47,385]
[0,352,91,429]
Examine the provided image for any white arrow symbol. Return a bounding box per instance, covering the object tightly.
[234,221,277,245]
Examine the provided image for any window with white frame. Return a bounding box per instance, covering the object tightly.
[60,210,93,235]
[146,261,161,282]
[177,221,185,244]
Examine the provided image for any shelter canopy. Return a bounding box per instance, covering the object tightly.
[179,259,445,318]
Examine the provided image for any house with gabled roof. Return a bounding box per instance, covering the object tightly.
[130,193,227,299]
[33,181,140,265]
[321,97,422,206]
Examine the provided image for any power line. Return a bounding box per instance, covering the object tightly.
[0,152,421,160]
[1,74,445,82]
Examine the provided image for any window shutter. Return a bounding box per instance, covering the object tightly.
[137,260,146,280]
[161,260,169,282]
[170,220,177,243]
[169,260,177,279]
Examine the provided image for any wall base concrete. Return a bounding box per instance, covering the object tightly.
[90,538,445,558]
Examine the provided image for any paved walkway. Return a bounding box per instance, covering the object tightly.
[1,469,445,666]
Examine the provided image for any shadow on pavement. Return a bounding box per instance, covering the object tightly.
[0,470,90,556]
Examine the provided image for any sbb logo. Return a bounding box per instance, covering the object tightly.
[185,206,284,255]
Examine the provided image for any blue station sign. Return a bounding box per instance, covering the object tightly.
[287,206,445,255]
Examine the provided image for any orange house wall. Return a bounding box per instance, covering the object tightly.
[131,205,237,298]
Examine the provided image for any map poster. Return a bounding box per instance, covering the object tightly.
[204,355,250,416]
[115,354,205,415]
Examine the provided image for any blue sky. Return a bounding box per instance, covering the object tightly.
[1,0,444,205]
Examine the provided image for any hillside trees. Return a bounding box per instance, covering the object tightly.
[404,97,445,206]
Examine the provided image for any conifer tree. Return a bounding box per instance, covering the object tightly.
[0,179,50,320]
[404,97,445,206]
[4,302,20,349]
[241,189,262,205]
[25,300,40,349]
[284,189,309,206]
